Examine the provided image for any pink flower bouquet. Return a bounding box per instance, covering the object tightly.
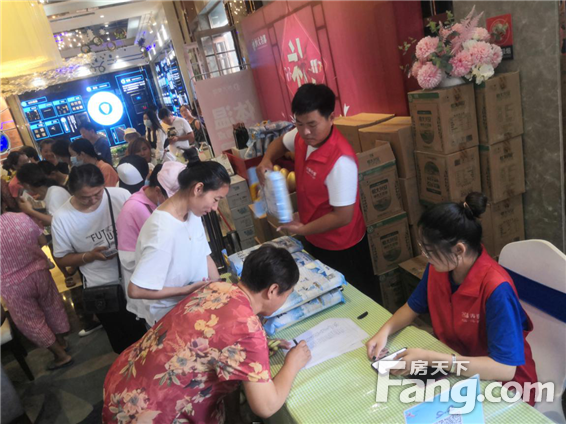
[403,8,503,89]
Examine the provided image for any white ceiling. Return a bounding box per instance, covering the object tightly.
[44,0,162,58]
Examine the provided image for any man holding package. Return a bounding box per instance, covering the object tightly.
[257,83,379,302]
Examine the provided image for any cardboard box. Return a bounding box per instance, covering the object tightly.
[367,212,413,275]
[415,147,481,204]
[249,204,275,243]
[359,124,416,178]
[237,226,256,243]
[210,154,235,176]
[378,268,405,313]
[399,177,425,225]
[482,195,525,258]
[349,113,395,124]
[387,116,412,126]
[357,141,404,225]
[475,72,524,145]
[227,174,250,199]
[399,255,428,301]
[409,225,422,256]
[408,83,479,154]
[335,114,394,153]
[240,236,258,250]
[479,136,525,203]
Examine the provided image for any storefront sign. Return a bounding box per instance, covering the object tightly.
[487,14,514,60]
[194,69,263,154]
[280,14,325,96]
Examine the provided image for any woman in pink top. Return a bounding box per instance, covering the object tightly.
[116,161,185,324]
[0,212,72,370]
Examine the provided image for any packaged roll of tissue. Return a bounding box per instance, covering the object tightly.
[263,288,345,336]
[292,251,316,268]
[267,260,346,317]
[228,237,304,277]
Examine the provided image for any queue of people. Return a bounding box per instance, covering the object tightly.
[0,91,539,422]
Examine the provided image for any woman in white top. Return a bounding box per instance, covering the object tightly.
[128,148,230,325]
[16,162,75,286]
[51,164,147,353]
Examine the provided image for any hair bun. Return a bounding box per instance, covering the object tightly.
[464,192,488,218]
[185,147,201,167]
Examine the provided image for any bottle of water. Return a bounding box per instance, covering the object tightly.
[265,170,293,223]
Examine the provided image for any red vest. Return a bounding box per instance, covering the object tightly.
[428,249,538,404]
[294,127,366,250]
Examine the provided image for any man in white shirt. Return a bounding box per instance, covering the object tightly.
[158,107,195,156]
[51,164,147,352]
[256,83,379,302]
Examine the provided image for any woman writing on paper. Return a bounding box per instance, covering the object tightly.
[366,192,538,405]
[103,245,311,423]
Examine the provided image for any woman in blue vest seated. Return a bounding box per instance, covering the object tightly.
[366,192,538,405]
[257,83,377,302]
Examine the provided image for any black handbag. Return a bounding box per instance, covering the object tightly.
[82,188,126,314]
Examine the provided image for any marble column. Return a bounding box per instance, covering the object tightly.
[453,1,566,252]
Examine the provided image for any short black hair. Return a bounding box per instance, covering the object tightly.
[241,245,300,294]
[68,164,105,194]
[71,138,99,159]
[178,148,230,193]
[21,146,40,162]
[3,151,24,173]
[78,121,96,132]
[17,163,59,188]
[37,160,57,176]
[291,83,336,118]
[418,192,488,263]
[52,139,71,159]
[158,107,171,120]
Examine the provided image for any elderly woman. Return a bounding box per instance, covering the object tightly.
[103,245,311,423]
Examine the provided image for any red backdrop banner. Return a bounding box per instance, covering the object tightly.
[241,1,423,121]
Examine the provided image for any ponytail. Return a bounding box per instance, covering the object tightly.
[178,147,230,192]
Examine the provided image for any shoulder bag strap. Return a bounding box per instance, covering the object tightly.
[104,188,122,282]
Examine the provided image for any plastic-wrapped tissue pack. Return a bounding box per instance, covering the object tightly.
[228,236,304,277]
[266,259,346,317]
[263,288,345,335]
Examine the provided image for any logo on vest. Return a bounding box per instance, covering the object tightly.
[306,167,317,179]
[461,312,480,324]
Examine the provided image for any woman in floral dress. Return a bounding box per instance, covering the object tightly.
[103,245,311,423]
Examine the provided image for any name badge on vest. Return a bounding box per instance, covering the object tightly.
[461,311,480,324]
[306,167,317,179]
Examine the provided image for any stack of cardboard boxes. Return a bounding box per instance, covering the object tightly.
[334,113,394,153]
[359,117,424,255]
[475,72,526,257]
[218,175,257,250]
[355,127,414,312]
[408,72,525,259]
[410,83,482,208]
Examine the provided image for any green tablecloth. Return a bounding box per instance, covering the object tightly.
[268,284,550,424]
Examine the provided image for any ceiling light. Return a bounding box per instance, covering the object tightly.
[100,15,104,18]
[152,22,156,26]
[149,30,153,34]
[116,55,119,58]
[105,24,108,27]
[107,38,110,41]
[32,78,46,87]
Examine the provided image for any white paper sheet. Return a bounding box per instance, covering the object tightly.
[290,318,369,369]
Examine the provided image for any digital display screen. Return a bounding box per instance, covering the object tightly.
[19,66,159,147]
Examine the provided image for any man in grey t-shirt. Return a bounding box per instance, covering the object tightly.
[79,122,113,165]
